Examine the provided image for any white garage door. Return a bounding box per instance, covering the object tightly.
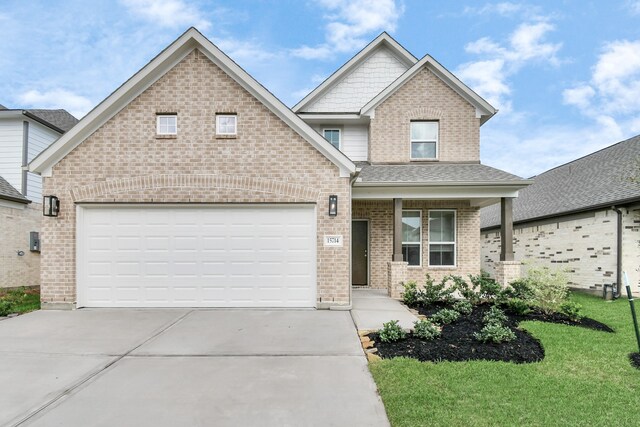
[77,205,316,308]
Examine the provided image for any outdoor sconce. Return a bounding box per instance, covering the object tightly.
[43,195,60,217]
[329,195,338,217]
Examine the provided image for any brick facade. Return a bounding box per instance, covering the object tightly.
[0,202,40,288]
[41,49,351,308]
[368,67,480,164]
[352,200,481,291]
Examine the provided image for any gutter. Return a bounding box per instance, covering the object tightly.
[0,194,32,204]
[612,206,623,298]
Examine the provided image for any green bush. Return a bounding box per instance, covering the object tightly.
[378,320,407,343]
[449,275,480,305]
[483,306,508,325]
[470,271,502,301]
[508,279,536,301]
[560,301,584,321]
[0,300,14,317]
[417,274,455,306]
[504,298,532,316]
[524,265,569,314]
[431,308,460,325]
[401,281,419,306]
[474,323,517,343]
[453,300,473,315]
[413,319,441,340]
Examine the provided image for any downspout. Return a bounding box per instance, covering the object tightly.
[612,206,623,299]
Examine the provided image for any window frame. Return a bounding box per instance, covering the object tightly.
[156,114,177,135]
[402,209,422,267]
[410,120,439,161]
[322,128,341,150]
[428,209,457,268]
[216,114,238,136]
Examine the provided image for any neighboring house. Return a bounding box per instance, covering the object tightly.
[28,28,529,309]
[481,135,640,296]
[0,105,78,288]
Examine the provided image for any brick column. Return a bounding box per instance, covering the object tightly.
[388,261,408,299]
[494,260,521,286]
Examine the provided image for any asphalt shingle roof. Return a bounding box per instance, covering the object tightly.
[0,176,29,204]
[27,109,79,132]
[356,163,526,184]
[481,135,640,229]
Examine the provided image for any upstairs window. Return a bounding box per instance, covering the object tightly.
[216,114,237,136]
[410,121,438,160]
[402,210,422,266]
[323,129,341,149]
[429,210,456,266]
[156,114,177,135]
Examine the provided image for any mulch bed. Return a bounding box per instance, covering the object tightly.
[630,353,640,370]
[371,302,613,364]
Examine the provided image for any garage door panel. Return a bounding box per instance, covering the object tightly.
[78,206,316,308]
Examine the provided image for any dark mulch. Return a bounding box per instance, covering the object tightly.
[630,353,640,370]
[371,302,613,364]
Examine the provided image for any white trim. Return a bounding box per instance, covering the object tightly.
[29,28,355,178]
[293,32,417,113]
[76,204,85,307]
[402,209,422,267]
[428,209,456,268]
[322,127,341,150]
[409,121,439,161]
[216,114,237,136]
[156,115,177,135]
[351,219,370,286]
[361,55,497,124]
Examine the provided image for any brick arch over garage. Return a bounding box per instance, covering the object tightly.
[68,174,323,203]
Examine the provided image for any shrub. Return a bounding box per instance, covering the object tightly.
[453,300,473,315]
[449,275,480,305]
[378,320,407,343]
[0,300,14,317]
[401,281,419,306]
[508,279,536,301]
[474,323,517,343]
[560,301,584,321]
[525,265,569,314]
[431,308,460,325]
[504,298,532,316]
[483,306,508,325]
[418,274,455,306]
[413,319,441,340]
[470,271,502,301]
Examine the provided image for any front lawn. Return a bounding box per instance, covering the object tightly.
[370,293,640,427]
[0,287,40,316]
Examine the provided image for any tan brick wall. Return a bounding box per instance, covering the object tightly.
[369,67,480,163]
[41,49,351,307]
[352,200,481,289]
[0,202,40,288]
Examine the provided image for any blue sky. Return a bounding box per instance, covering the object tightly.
[2,0,640,178]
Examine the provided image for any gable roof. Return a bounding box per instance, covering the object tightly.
[481,135,640,229]
[29,28,355,177]
[293,32,417,113]
[360,54,497,124]
[0,175,30,204]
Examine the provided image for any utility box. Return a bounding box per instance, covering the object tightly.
[30,231,40,253]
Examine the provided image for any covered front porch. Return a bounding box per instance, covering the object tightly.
[350,163,531,298]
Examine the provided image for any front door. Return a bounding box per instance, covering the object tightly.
[352,220,368,286]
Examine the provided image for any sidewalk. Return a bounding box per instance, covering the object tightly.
[351,289,418,331]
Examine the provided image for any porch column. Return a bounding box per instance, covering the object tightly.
[500,197,514,261]
[393,198,403,261]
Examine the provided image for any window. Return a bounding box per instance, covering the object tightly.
[402,210,422,266]
[323,129,341,149]
[429,210,456,266]
[216,114,237,135]
[410,121,438,160]
[156,115,177,135]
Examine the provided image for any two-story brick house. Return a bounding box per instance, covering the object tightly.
[29,28,529,309]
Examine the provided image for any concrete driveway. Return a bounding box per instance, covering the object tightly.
[0,309,389,427]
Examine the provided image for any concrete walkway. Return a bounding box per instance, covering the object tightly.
[0,309,389,427]
[351,289,419,331]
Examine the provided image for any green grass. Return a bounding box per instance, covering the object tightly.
[0,287,40,316]
[369,293,640,427]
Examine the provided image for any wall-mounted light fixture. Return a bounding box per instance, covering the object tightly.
[329,195,338,217]
[43,195,60,217]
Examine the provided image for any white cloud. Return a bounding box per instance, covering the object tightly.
[291,0,404,60]
[120,0,211,30]
[563,40,640,116]
[214,38,278,62]
[628,1,640,14]
[18,89,94,118]
[456,20,561,111]
[464,2,526,17]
